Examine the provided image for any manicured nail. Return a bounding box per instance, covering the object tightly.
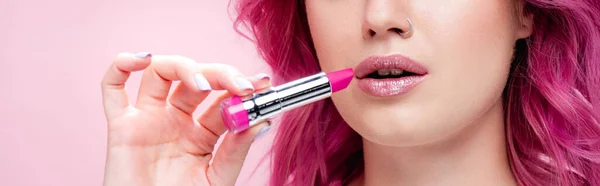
[235,77,254,92]
[255,73,271,80]
[134,52,152,58]
[254,125,271,140]
[194,74,212,91]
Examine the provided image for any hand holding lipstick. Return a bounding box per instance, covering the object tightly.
[101,52,271,186]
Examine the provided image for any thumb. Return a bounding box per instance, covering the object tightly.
[205,121,271,185]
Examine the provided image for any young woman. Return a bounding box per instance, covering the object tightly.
[101,0,600,185]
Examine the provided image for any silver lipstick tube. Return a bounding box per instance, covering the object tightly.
[240,72,332,127]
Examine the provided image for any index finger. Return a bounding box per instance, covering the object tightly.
[101,52,151,116]
[148,55,256,95]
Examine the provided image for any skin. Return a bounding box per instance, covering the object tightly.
[305,0,533,185]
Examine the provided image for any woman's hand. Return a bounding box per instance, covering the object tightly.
[101,52,271,186]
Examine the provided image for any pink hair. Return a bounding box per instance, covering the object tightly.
[232,0,600,185]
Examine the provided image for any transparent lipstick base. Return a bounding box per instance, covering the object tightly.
[219,96,250,133]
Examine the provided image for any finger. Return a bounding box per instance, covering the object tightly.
[101,52,151,117]
[196,63,267,96]
[135,55,193,107]
[206,121,271,186]
[182,92,254,158]
[167,78,211,115]
[181,93,235,156]
[196,92,234,137]
[169,72,272,115]
[248,73,272,91]
[135,55,257,107]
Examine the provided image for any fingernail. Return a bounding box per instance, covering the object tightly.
[235,77,254,92]
[134,52,152,58]
[255,73,271,80]
[194,74,212,91]
[254,125,271,140]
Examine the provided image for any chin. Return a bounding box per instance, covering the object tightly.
[333,97,448,147]
[353,111,444,146]
[334,89,491,148]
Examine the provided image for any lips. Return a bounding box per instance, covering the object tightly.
[354,55,428,97]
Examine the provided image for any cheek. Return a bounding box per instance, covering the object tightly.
[413,0,517,128]
[305,0,363,71]
[417,0,517,72]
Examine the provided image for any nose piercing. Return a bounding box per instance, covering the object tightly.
[399,18,413,36]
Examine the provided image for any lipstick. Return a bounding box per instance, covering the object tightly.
[220,68,354,133]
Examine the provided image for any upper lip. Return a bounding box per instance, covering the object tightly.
[354,54,429,79]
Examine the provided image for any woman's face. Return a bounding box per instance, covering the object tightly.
[306,0,533,146]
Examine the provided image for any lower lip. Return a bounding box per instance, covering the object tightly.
[356,75,426,97]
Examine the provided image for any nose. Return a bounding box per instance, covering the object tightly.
[362,0,412,39]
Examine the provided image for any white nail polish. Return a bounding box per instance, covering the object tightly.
[255,73,271,80]
[235,77,254,91]
[194,74,212,91]
[134,52,151,58]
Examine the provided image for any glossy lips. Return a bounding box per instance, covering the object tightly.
[355,55,428,97]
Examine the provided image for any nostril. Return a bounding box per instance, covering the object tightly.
[368,29,376,37]
[391,28,404,34]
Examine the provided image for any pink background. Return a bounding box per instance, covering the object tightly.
[0,0,273,185]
